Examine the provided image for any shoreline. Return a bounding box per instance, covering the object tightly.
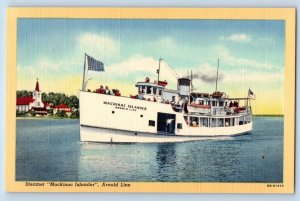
[16,116,79,120]
[253,114,284,117]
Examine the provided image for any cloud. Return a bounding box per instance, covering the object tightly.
[102,55,178,87]
[155,36,177,49]
[106,54,157,75]
[228,33,251,42]
[77,32,120,60]
[215,46,276,70]
[220,33,251,43]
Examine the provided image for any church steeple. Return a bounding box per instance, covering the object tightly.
[35,78,40,92]
[32,78,43,108]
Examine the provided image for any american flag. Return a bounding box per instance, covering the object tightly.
[86,55,104,72]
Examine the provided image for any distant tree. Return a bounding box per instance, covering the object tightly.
[69,95,79,109]
[16,90,33,98]
[55,110,67,118]
[47,108,54,115]
[42,92,49,103]
[70,110,79,118]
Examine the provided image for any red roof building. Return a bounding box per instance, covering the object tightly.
[16,97,34,105]
[54,104,71,112]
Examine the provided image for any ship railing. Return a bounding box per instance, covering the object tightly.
[212,106,251,116]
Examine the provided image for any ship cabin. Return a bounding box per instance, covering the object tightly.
[186,92,252,129]
[135,78,179,103]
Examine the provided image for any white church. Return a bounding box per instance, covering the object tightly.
[16,79,45,113]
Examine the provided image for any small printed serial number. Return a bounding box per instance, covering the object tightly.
[267,184,284,187]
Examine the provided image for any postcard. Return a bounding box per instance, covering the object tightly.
[5,7,295,193]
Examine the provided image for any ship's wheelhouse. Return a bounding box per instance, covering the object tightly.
[136,82,164,96]
[135,82,165,102]
[135,80,178,103]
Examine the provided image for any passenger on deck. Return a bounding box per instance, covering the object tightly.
[138,91,144,100]
[105,86,111,95]
[115,89,121,96]
[96,85,105,94]
[191,118,198,127]
[153,97,157,102]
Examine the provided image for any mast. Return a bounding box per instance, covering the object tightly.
[157,58,162,82]
[215,58,220,92]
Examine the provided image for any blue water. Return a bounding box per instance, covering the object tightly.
[16,117,283,182]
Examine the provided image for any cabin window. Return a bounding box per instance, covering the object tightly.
[149,120,155,127]
[217,118,223,127]
[147,87,152,94]
[190,117,199,127]
[212,101,215,106]
[219,101,224,106]
[153,87,157,95]
[245,115,250,123]
[225,118,230,127]
[239,117,244,125]
[211,118,216,127]
[158,89,162,96]
[200,118,208,127]
[141,86,145,93]
[177,123,182,129]
[172,96,175,102]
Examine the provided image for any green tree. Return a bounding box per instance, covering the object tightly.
[55,110,67,118]
[70,110,79,118]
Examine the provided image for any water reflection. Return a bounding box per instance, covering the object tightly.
[156,143,177,168]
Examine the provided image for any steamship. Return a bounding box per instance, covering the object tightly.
[79,56,254,143]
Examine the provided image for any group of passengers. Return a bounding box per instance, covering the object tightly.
[92,85,121,96]
[229,101,239,107]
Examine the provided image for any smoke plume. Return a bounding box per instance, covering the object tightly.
[184,72,224,84]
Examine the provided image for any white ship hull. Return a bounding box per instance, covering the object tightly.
[79,91,252,143]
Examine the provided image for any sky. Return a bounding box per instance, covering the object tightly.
[17,18,285,115]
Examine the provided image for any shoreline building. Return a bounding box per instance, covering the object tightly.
[16,79,46,114]
[53,104,72,116]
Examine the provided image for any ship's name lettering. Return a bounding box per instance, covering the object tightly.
[103,101,146,111]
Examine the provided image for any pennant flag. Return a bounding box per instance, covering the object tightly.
[248,88,256,100]
[86,54,104,72]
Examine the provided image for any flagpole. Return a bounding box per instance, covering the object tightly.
[215,58,219,92]
[82,53,87,91]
